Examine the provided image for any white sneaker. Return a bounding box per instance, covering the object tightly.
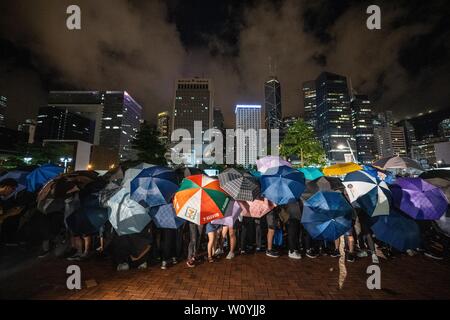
[226,252,235,260]
[371,254,379,264]
[138,262,147,270]
[288,250,302,260]
[215,248,224,255]
[116,263,130,271]
[407,249,416,256]
[357,250,368,258]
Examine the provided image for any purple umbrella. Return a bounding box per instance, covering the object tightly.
[211,200,241,227]
[390,177,449,220]
[256,156,291,173]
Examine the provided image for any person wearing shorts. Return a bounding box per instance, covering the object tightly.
[265,207,281,258]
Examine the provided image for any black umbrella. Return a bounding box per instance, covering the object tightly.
[419,170,450,180]
[301,176,345,200]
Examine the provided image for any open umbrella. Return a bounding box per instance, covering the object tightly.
[391,177,448,220]
[323,162,362,176]
[26,164,64,192]
[0,170,28,195]
[66,205,109,235]
[343,170,392,217]
[36,178,80,214]
[363,164,395,184]
[175,167,204,183]
[301,191,353,241]
[130,166,178,208]
[173,175,230,225]
[211,200,242,226]
[298,167,324,181]
[371,210,420,251]
[218,168,260,201]
[122,163,155,191]
[301,176,345,200]
[260,165,305,205]
[420,177,450,202]
[256,156,291,173]
[373,156,423,171]
[238,197,276,218]
[107,188,151,235]
[149,203,185,229]
[420,170,450,180]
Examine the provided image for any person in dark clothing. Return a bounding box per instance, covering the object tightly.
[186,222,204,268]
[240,216,256,254]
[281,201,302,259]
[265,207,281,258]
[160,228,178,269]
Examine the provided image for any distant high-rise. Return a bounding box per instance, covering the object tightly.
[157,111,170,144]
[0,95,6,127]
[302,81,316,130]
[172,78,213,138]
[373,111,407,158]
[236,105,261,167]
[18,119,37,144]
[213,107,224,132]
[351,95,375,164]
[397,119,417,156]
[37,91,142,161]
[439,119,450,139]
[315,72,355,163]
[264,76,282,154]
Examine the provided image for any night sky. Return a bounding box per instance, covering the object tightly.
[0,0,449,129]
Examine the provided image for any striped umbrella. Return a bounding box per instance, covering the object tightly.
[218,168,260,201]
[343,170,392,217]
[261,165,305,205]
[173,175,231,225]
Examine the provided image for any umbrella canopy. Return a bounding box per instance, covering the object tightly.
[36,178,80,214]
[343,170,392,217]
[301,191,353,241]
[391,177,448,220]
[211,200,242,226]
[26,164,64,193]
[66,205,109,235]
[130,166,178,208]
[107,188,151,235]
[297,167,324,181]
[323,162,362,176]
[363,164,396,184]
[256,156,292,173]
[420,177,450,202]
[0,170,28,196]
[260,165,305,205]
[420,170,450,180]
[239,197,276,218]
[173,175,230,225]
[373,156,424,171]
[301,176,345,200]
[175,167,204,183]
[149,203,185,229]
[371,210,420,251]
[249,170,262,178]
[122,163,155,191]
[218,168,260,201]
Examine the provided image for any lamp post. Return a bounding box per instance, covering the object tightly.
[60,157,73,173]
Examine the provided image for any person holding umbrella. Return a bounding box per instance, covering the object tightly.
[186,223,204,267]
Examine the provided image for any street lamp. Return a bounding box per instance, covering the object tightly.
[23,157,32,164]
[436,160,443,168]
[60,157,73,173]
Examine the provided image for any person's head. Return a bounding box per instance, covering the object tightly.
[0,178,18,197]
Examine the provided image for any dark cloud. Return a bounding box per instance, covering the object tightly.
[0,0,449,129]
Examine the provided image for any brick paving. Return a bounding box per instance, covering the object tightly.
[1,252,450,300]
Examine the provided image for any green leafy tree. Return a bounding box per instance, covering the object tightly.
[280,119,326,167]
[131,123,167,165]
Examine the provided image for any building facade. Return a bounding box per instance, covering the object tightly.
[351,95,375,164]
[315,72,356,163]
[157,111,171,144]
[302,81,316,131]
[235,105,261,167]
[0,95,6,127]
[373,111,407,158]
[264,76,282,154]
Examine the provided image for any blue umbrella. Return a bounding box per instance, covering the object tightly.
[363,165,395,184]
[261,165,305,205]
[149,203,185,229]
[371,209,420,252]
[297,167,324,181]
[301,191,353,241]
[0,170,28,195]
[26,164,64,192]
[66,206,109,235]
[130,166,179,208]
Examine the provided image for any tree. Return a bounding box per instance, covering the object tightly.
[131,123,167,165]
[280,119,326,167]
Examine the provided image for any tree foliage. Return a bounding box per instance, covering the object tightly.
[280,119,326,167]
[131,123,167,165]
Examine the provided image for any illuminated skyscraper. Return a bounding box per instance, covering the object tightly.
[302,81,316,130]
[0,95,6,127]
[315,72,356,163]
[157,111,170,144]
[236,105,261,167]
[351,94,375,164]
[264,76,282,154]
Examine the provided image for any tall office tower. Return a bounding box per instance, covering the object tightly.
[315,72,356,163]
[351,95,376,164]
[373,111,407,158]
[172,78,213,140]
[235,105,261,167]
[264,76,282,154]
[0,95,6,127]
[439,119,450,139]
[157,111,171,144]
[397,119,417,156]
[18,119,37,144]
[213,107,225,132]
[36,106,95,143]
[302,81,316,130]
[37,91,142,161]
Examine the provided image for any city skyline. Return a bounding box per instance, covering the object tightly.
[1,1,449,130]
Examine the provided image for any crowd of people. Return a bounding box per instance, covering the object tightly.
[0,168,448,273]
